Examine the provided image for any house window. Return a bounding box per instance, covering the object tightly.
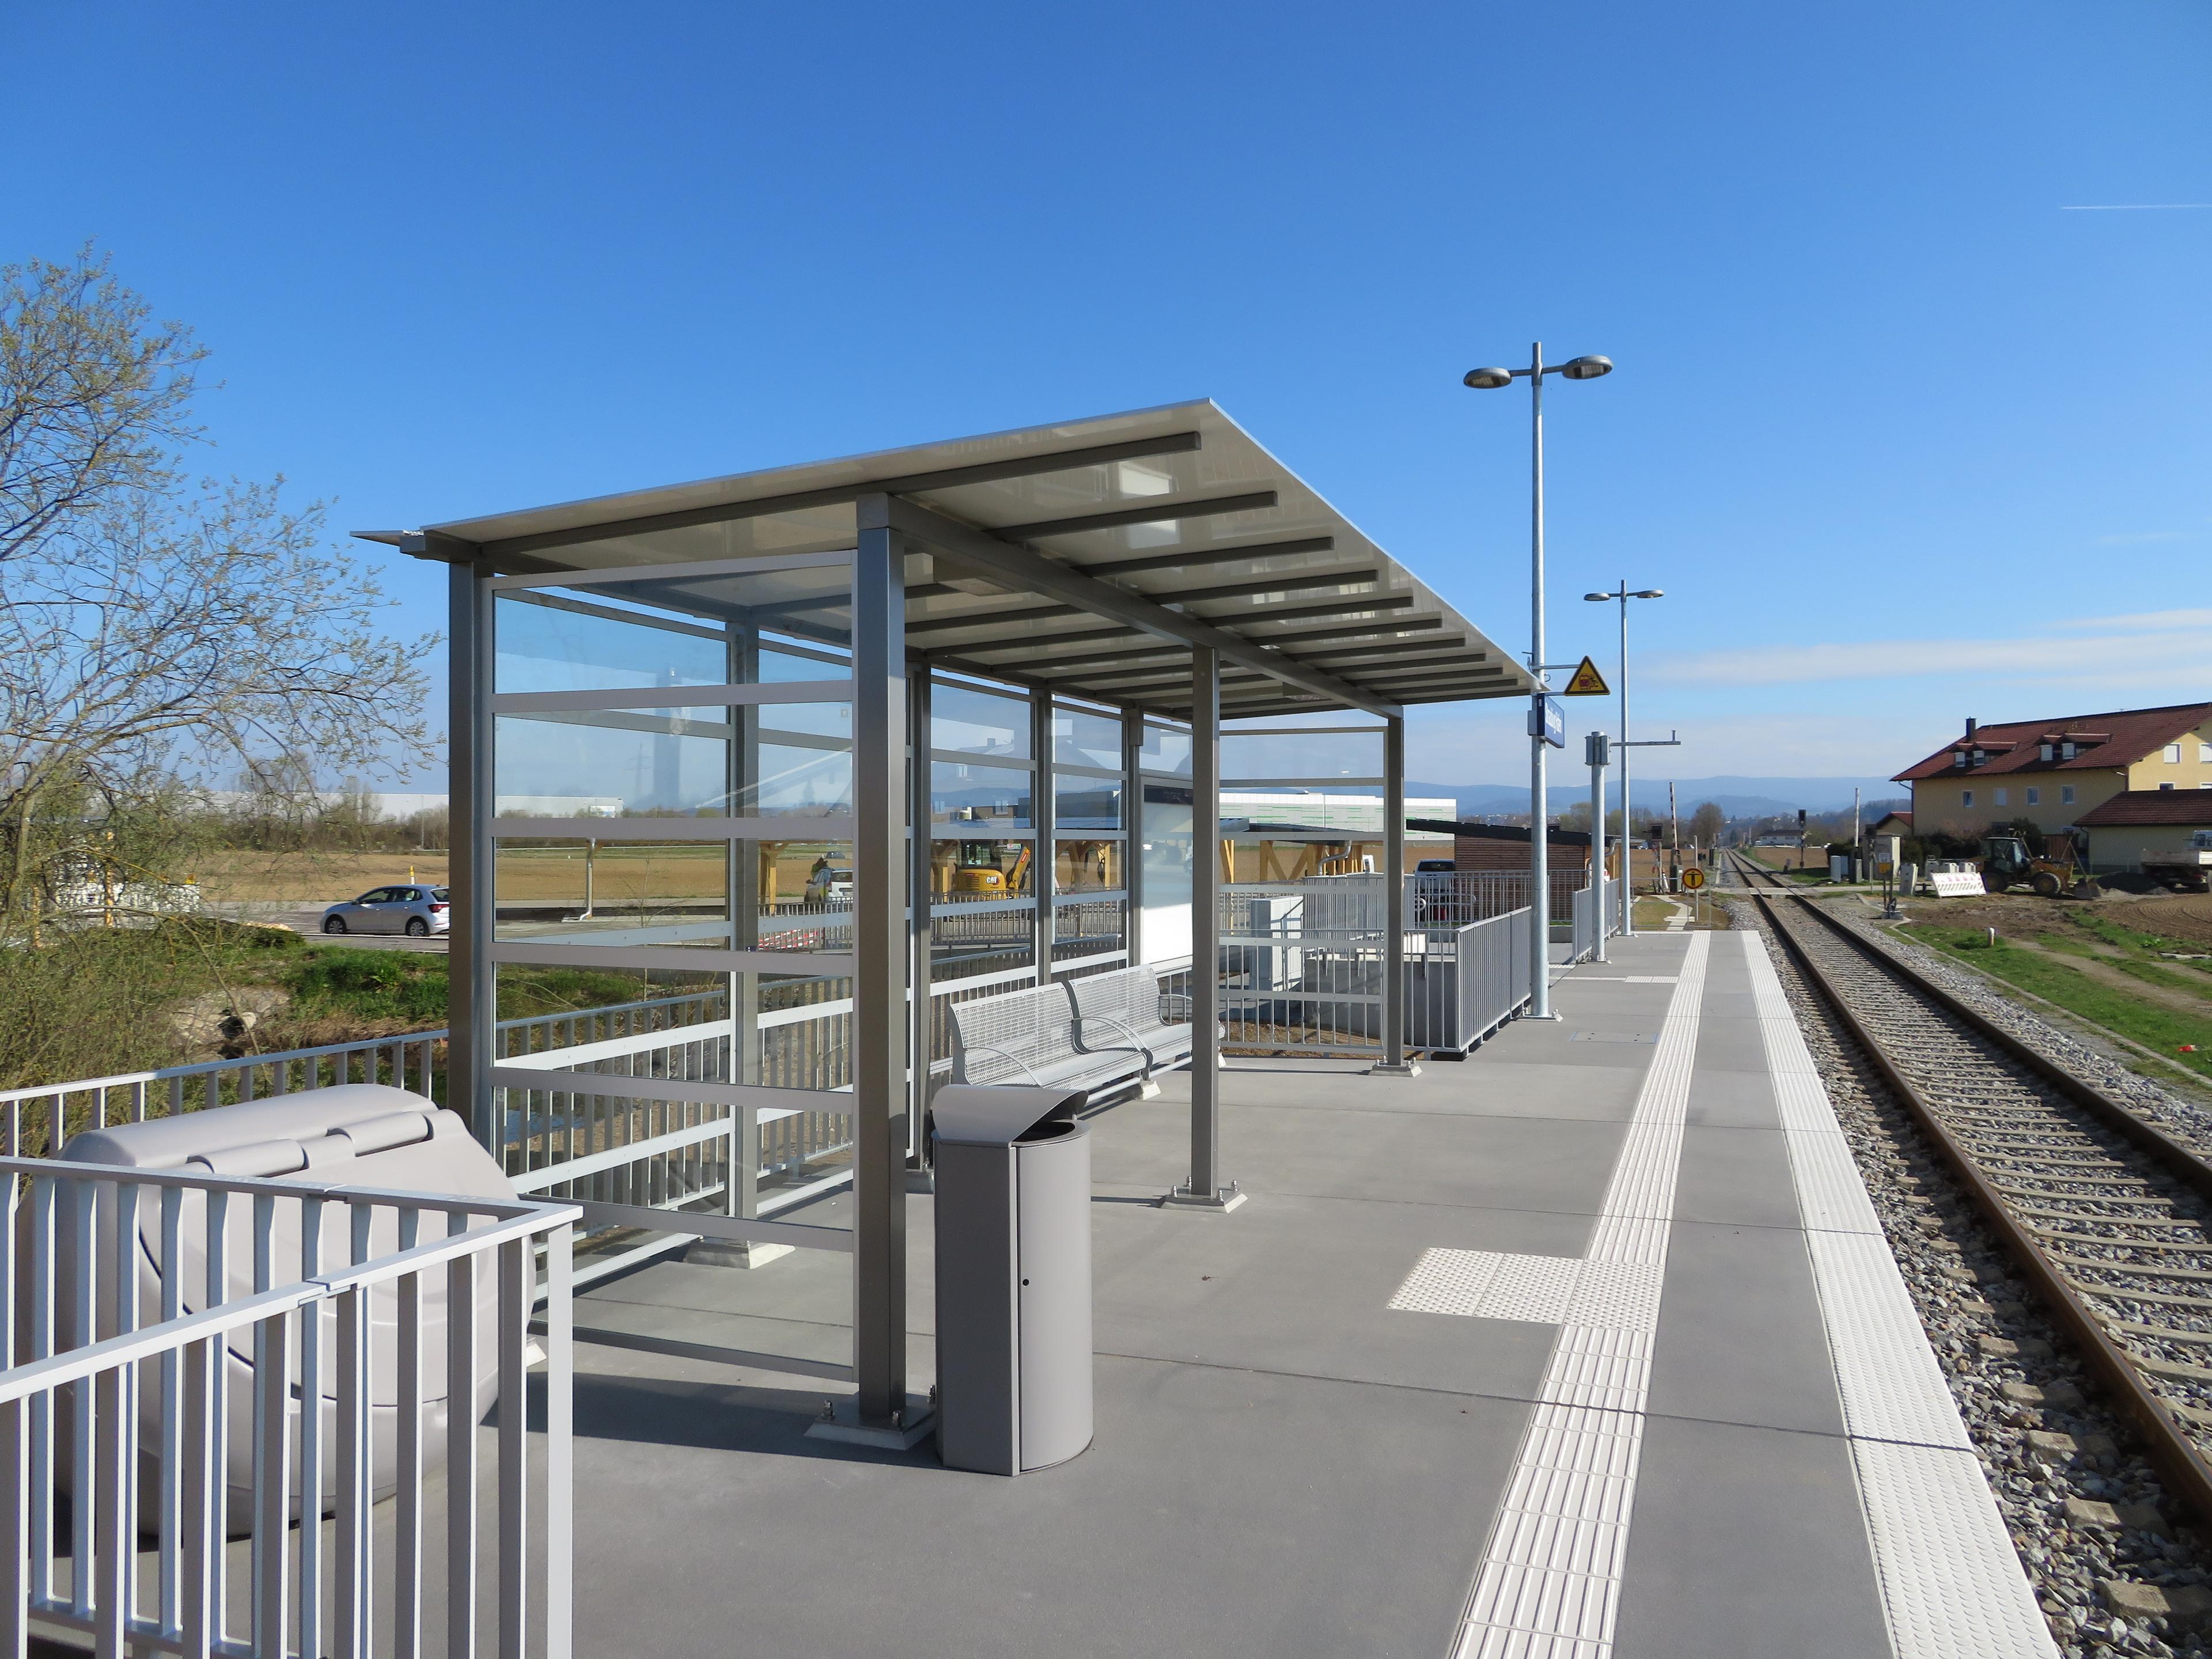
[2201,741,2212,763]
[2161,782,2176,791]
[2166,744,2184,763]
[1994,789,2009,806]
[1952,752,1967,768]
[2026,788,2040,805]
[1962,790,1974,807]
[2061,786,2075,805]
[2063,742,2077,759]
[2040,743,2054,762]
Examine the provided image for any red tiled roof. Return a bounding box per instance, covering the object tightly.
[1892,702,2212,783]
[2074,790,2212,828]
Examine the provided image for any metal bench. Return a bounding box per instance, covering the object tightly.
[1068,964,1195,1077]
[948,980,1150,1098]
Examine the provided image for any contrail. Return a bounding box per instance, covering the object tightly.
[2061,203,2212,210]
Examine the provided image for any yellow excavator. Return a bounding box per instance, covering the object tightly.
[1981,831,2097,899]
[951,842,1032,895]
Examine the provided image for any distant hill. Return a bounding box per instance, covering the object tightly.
[1411,777,1906,821]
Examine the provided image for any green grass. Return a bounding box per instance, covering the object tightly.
[1900,924,2212,1081]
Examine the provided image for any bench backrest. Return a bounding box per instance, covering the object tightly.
[949,981,1082,1084]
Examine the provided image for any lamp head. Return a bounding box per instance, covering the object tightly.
[1583,592,1611,601]
[1632,589,1664,599]
[1559,355,1613,381]
[1462,366,1513,389]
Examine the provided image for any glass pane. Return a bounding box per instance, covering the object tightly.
[932,760,1033,828]
[1055,777,1122,831]
[933,683,1031,760]
[496,594,728,694]
[926,838,1036,902]
[495,704,851,820]
[1054,706,1122,770]
[1140,724,1192,777]
[490,839,856,954]
[929,903,1034,979]
[1222,729,1382,782]
[1138,793,1194,964]
[1054,900,1126,965]
[760,643,849,681]
[1055,839,1123,894]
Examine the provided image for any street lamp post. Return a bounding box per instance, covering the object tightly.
[1584,582,1663,934]
[1465,343,1612,1021]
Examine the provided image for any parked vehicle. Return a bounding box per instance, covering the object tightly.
[1980,833,2098,899]
[321,885,452,935]
[2142,831,2212,893]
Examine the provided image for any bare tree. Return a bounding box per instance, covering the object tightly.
[1687,801,1726,850]
[0,254,432,937]
[1,246,206,569]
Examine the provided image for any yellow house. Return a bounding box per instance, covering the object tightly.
[1892,702,2212,841]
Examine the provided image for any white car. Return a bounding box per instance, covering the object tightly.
[321,885,451,936]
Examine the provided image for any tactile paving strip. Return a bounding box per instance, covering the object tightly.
[1744,931,2057,1659]
[1442,932,1712,1659]
[1389,1251,1664,1333]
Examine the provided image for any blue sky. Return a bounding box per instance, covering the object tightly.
[9,1,2207,790]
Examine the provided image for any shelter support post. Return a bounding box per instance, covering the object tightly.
[1589,731,1609,964]
[1032,691,1055,982]
[909,669,934,1172]
[1370,715,1419,1075]
[448,553,497,1148]
[1122,712,1143,965]
[843,498,916,1430]
[1162,646,1242,1211]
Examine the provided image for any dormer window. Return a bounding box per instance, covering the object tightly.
[1953,752,1967,768]
[2062,742,2076,760]
[2040,743,2054,762]
[1971,749,1986,766]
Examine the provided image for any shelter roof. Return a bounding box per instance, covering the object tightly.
[1891,703,2212,783]
[363,401,1532,721]
[2074,789,2212,828]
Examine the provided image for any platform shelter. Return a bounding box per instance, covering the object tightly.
[361,400,1534,1433]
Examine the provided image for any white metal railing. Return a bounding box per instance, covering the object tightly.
[0,1157,577,1658]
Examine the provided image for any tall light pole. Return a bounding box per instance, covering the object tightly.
[1584,582,1663,933]
[1465,344,1612,1020]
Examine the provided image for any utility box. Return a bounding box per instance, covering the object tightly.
[933,1084,1093,1476]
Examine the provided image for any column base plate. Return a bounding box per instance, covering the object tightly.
[1158,1183,1247,1213]
[805,1394,937,1450]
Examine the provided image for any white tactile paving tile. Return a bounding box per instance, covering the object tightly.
[1421,933,1712,1659]
[1744,931,2058,1659]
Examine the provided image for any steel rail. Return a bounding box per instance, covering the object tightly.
[1751,889,2212,1533]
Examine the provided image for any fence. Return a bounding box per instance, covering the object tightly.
[0,1157,577,1658]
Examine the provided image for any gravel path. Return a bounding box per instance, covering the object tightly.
[1730,896,2212,1658]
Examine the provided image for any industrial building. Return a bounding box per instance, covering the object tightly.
[1892,701,2212,839]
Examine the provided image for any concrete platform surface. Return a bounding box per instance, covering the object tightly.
[557,930,2055,1659]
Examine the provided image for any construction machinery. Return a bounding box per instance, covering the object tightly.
[951,841,1032,896]
[1981,831,2097,899]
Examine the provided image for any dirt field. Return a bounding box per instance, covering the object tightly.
[1900,888,2212,950]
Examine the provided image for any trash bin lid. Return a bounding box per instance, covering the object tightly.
[931,1084,1088,1147]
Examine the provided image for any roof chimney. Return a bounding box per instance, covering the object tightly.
[1965,717,1978,737]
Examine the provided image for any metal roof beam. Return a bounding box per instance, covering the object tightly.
[930,623,1145,658]
[479,430,1206,560]
[905,601,1084,637]
[1080,535,1334,579]
[995,490,1276,543]
[880,497,1400,719]
[1233,616,1445,650]
[1216,593,1418,630]
[1135,569,1380,608]
[1295,638,1474,664]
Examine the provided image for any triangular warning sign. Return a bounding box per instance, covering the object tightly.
[1563,655,1610,696]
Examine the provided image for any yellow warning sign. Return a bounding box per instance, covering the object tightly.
[1563,656,1610,696]
[1681,868,1706,891]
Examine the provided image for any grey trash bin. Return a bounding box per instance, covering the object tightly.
[932,1084,1093,1476]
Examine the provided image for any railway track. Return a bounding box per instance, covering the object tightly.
[1748,884,2212,1530]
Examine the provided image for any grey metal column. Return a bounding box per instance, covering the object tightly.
[446,552,498,1150]
[732,625,762,1200]
[850,497,911,1423]
[1371,716,1418,1075]
[1587,731,1609,965]
[1526,343,1556,1021]
[1618,584,1634,937]
[1163,648,1240,1210]
[908,668,933,1166]
[1122,709,1143,966]
[1032,690,1055,983]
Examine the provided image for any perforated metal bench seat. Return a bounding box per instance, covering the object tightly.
[948,982,1149,1097]
[1069,965,1194,1073]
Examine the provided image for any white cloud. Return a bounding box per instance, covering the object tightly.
[2047,607,2212,631]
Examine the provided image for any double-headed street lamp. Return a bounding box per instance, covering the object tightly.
[1464,343,1612,1020]
[1584,582,1663,934]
